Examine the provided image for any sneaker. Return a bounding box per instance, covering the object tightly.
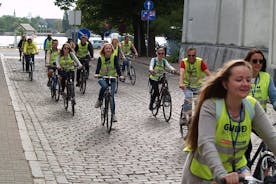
[112,114,117,122]
[94,100,102,108]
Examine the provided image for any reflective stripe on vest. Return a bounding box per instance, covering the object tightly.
[99,54,117,77]
[182,57,205,89]
[249,71,269,110]
[189,96,256,180]
[149,58,166,81]
[76,42,89,58]
[49,49,59,66]
[121,41,132,55]
[59,55,75,70]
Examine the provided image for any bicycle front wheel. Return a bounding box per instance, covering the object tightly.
[129,66,136,85]
[79,71,87,94]
[29,63,33,81]
[64,86,69,110]
[104,94,113,133]
[152,99,159,117]
[162,91,172,122]
[55,80,60,102]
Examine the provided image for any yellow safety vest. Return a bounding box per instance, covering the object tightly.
[189,96,256,180]
[24,43,37,54]
[99,53,117,77]
[45,39,52,51]
[76,42,89,58]
[149,58,166,81]
[59,55,75,70]
[121,41,132,55]
[249,71,270,110]
[49,49,60,66]
[182,57,206,89]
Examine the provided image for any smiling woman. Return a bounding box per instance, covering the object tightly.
[0,0,64,19]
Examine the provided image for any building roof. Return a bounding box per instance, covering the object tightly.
[16,24,36,32]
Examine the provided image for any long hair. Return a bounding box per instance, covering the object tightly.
[244,48,266,72]
[100,43,114,56]
[60,43,73,56]
[186,60,252,151]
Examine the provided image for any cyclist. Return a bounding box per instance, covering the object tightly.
[45,39,59,87]
[148,47,176,111]
[111,36,125,59]
[23,38,38,72]
[17,35,26,61]
[179,48,211,124]
[75,34,94,86]
[94,43,124,122]
[67,37,75,51]
[243,48,276,167]
[43,33,53,62]
[120,34,138,74]
[181,60,276,184]
[56,43,82,104]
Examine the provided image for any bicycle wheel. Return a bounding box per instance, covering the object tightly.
[104,94,113,133]
[29,63,33,81]
[51,80,55,99]
[72,100,75,116]
[55,81,60,102]
[129,65,136,85]
[64,85,69,110]
[79,71,87,94]
[70,84,75,116]
[162,91,172,122]
[22,56,25,71]
[101,104,106,126]
[151,98,159,117]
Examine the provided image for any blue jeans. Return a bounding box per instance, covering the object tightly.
[98,79,116,114]
[182,88,199,112]
[121,58,130,72]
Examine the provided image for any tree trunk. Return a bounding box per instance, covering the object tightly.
[132,15,146,56]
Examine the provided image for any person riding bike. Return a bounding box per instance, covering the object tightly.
[43,33,53,62]
[179,48,211,124]
[23,38,38,72]
[75,34,94,86]
[243,48,276,168]
[120,34,138,74]
[94,43,124,122]
[56,43,82,104]
[17,35,26,61]
[181,60,276,184]
[148,47,176,111]
[45,39,60,87]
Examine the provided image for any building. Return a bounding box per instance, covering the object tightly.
[180,0,276,78]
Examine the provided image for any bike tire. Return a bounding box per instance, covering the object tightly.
[64,85,69,110]
[55,80,60,102]
[29,63,33,81]
[107,95,113,133]
[162,91,172,122]
[129,66,136,85]
[22,56,25,71]
[79,71,86,94]
[101,104,106,126]
[51,80,55,99]
[72,101,75,116]
[151,99,159,117]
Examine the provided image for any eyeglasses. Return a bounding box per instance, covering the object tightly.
[252,59,264,64]
[158,52,165,55]
[188,55,195,57]
[63,47,70,50]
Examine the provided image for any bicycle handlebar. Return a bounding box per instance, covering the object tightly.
[219,176,263,184]
[94,74,117,79]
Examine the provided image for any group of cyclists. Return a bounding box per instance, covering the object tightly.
[17,32,276,183]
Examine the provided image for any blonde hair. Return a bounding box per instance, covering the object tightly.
[100,43,114,56]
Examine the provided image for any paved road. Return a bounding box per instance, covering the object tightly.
[1,48,186,184]
[0,48,275,184]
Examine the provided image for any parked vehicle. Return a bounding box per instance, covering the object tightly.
[91,40,109,49]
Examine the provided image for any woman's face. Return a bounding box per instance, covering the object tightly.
[62,45,70,54]
[224,65,252,100]
[103,44,112,56]
[157,49,165,59]
[249,53,264,74]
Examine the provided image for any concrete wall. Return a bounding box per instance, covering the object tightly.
[181,0,276,79]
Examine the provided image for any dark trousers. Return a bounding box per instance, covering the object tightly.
[25,54,34,71]
[77,58,90,83]
[149,78,160,106]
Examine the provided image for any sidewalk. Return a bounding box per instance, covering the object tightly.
[0,59,33,183]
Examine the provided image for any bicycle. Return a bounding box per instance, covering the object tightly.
[78,66,88,94]
[96,75,116,133]
[63,70,76,116]
[219,175,276,184]
[179,89,199,139]
[249,122,276,181]
[21,53,25,71]
[24,54,34,81]
[149,72,172,122]
[121,55,136,85]
[48,67,60,101]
